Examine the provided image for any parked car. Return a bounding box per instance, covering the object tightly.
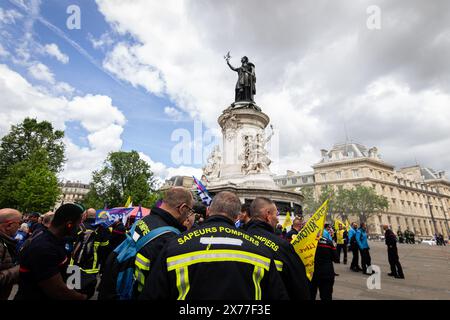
[421,238,437,246]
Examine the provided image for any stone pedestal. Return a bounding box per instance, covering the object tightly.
[203,102,303,214]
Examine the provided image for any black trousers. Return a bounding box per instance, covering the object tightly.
[336,244,347,263]
[310,277,334,301]
[360,248,371,273]
[388,247,404,277]
[350,244,360,269]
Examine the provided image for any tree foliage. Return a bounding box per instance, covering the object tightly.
[0,150,60,213]
[0,118,64,213]
[0,118,65,176]
[83,151,158,209]
[300,185,389,224]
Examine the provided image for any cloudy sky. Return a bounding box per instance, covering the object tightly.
[0,0,449,184]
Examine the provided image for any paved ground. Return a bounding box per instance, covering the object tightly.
[333,241,450,300]
[8,241,449,300]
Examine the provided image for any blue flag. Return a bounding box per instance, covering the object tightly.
[193,176,212,206]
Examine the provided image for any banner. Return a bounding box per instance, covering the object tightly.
[282,211,293,229]
[291,199,329,281]
[94,207,134,227]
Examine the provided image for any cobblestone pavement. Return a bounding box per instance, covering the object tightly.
[332,241,450,300]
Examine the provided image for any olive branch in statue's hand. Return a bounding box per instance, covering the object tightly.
[224,51,231,61]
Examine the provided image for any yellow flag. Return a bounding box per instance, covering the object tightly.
[124,196,132,208]
[345,219,350,231]
[334,218,345,231]
[282,212,293,229]
[291,199,329,281]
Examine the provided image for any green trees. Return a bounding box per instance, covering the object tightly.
[300,185,389,224]
[83,151,158,209]
[0,118,65,177]
[0,118,64,213]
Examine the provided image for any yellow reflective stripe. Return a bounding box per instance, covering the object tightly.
[99,240,109,246]
[274,259,283,272]
[79,267,100,274]
[175,266,190,300]
[134,268,145,292]
[167,250,270,271]
[135,253,151,271]
[92,242,100,270]
[252,265,264,300]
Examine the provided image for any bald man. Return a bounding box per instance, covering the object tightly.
[246,198,310,300]
[98,187,194,300]
[0,208,22,300]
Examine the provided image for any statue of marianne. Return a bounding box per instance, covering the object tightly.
[225,52,256,103]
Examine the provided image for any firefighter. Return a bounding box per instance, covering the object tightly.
[139,191,288,300]
[98,187,192,299]
[246,197,310,300]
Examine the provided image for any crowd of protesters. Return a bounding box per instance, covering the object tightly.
[3,186,444,301]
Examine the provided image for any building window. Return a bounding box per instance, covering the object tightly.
[336,171,341,179]
[292,178,297,184]
[282,179,287,185]
[352,169,359,178]
[302,177,308,183]
[321,173,327,181]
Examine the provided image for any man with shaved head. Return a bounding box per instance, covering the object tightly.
[99,187,194,300]
[246,197,310,300]
[0,208,22,300]
[140,192,289,300]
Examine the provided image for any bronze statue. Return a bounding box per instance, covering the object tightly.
[225,52,256,103]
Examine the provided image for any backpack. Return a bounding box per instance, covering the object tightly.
[113,220,181,300]
[71,224,99,270]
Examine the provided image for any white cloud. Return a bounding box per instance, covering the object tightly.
[0,64,126,183]
[96,0,450,175]
[138,152,202,185]
[28,62,55,83]
[44,43,69,64]
[103,42,165,94]
[164,106,183,120]
[0,7,22,24]
[26,62,75,95]
[87,32,115,50]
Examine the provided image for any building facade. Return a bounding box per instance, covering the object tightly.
[54,180,90,209]
[274,142,450,238]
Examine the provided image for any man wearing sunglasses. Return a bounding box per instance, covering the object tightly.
[98,187,193,300]
[0,208,22,300]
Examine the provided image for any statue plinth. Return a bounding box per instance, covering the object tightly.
[202,103,303,214]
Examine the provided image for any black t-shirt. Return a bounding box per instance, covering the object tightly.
[15,228,69,300]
